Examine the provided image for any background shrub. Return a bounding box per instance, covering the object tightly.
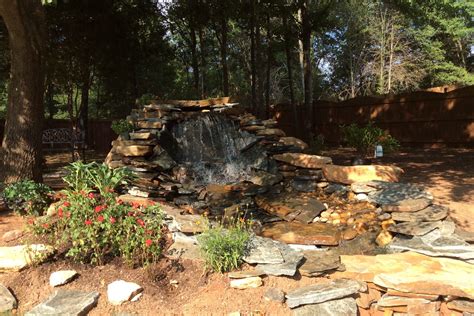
[2,180,52,216]
[341,122,400,156]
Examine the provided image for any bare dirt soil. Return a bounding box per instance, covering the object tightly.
[0,147,472,315]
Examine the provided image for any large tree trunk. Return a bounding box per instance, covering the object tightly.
[190,28,200,98]
[76,68,91,161]
[300,0,313,133]
[0,0,46,183]
[219,18,229,96]
[198,27,207,99]
[283,14,297,130]
[264,12,271,119]
[250,0,257,111]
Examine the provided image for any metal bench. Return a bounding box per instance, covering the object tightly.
[42,128,85,160]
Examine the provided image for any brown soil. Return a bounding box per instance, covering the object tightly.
[0,147,471,315]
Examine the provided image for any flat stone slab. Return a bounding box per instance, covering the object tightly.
[332,252,474,300]
[26,290,99,316]
[299,250,342,276]
[161,204,207,233]
[0,244,54,272]
[50,270,78,287]
[293,297,357,316]
[391,204,448,222]
[260,221,340,246]
[114,145,153,157]
[377,293,430,307]
[243,236,284,264]
[278,137,308,151]
[390,234,474,260]
[447,299,474,313]
[272,153,332,169]
[0,284,17,313]
[255,193,326,223]
[381,198,432,213]
[286,279,366,308]
[387,221,439,236]
[367,183,433,205]
[228,270,265,279]
[322,165,403,185]
[256,242,304,276]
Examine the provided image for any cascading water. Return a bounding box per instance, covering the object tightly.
[167,113,270,184]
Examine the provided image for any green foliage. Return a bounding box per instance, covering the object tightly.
[198,217,251,273]
[137,93,156,106]
[341,122,400,156]
[2,180,52,216]
[32,191,163,266]
[308,133,326,154]
[63,161,133,195]
[111,119,134,135]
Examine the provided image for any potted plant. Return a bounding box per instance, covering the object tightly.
[111,119,134,140]
[340,122,400,165]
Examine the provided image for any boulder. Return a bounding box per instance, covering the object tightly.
[107,280,143,305]
[391,204,448,222]
[264,288,286,303]
[293,297,357,316]
[256,242,304,276]
[272,153,332,169]
[243,236,284,264]
[50,270,78,287]
[381,198,432,213]
[322,165,403,185]
[298,250,342,277]
[0,284,17,313]
[0,244,54,272]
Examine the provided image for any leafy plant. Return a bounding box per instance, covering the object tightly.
[63,161,133,195]
[198,216,251,273]
[341,122,400,156]
[2,180,52,216]
[111,119,134,135]
[308,133,326,154]
[31,191,164,266]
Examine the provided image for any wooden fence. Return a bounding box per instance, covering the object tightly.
[273,86,474,147]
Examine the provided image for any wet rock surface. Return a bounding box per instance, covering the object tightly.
[260,221,340,246]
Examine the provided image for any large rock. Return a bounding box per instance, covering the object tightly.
[260,221,340,246]
[278,137,308,151]
[391,204,448,222]
[249,171,283,187]
[255,193,326,223]
[0,284,17,313]
[50,270,78,287]
[322,165,403,185]
[447,299,474,313]
[381,198,432,213]
[272,153,332,169]
[256,242,304,276]
[0,244,54,272]
[243,236,284,264]
[298,250,342,277]
[286,279,366,308]
[332,252,474,299]
[367,182,433,205]
[293,297,357,316]
[161,204,207,234]
[114,145,153,157]
[107,280,143,305]
[26,290,99,316]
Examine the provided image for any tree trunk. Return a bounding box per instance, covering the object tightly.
[198,27,207,99]
[250,0,257,111]
[0,0,46,183]
[220,18,229,96]
[300,0,313,133]
[283,15,295,107]
[387,23,394,93]
[190,28,200,98]
[255,17,264,118]
[298,7,305,96]
[76,68,91,161]
[264,13,271,118]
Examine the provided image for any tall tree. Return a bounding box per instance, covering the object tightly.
[0,0,46,183]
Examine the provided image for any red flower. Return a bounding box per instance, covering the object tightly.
[66,212,71,218]
[136,218,145,227]
[110,217,116,224]
[84,219,92,226]
[57,208,63,218]
[42,223,49,229]
[97,215,104,223]
[131,202,140,209]
[116,199,124,205]
[88,192,95,199]
[94,205,105,213]
[63,201,71,207]
[27,218,35,225]
[145,239,152,247]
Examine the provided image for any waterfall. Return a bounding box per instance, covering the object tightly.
[169,113,269,184]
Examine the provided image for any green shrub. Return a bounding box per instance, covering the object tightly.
[63,161,133,195]
[308,133,326,154]
[198,218,250,273]
[2,180,52,216]
[111,119,134,135]
[341,122,400,156]
[32,191,163,266]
